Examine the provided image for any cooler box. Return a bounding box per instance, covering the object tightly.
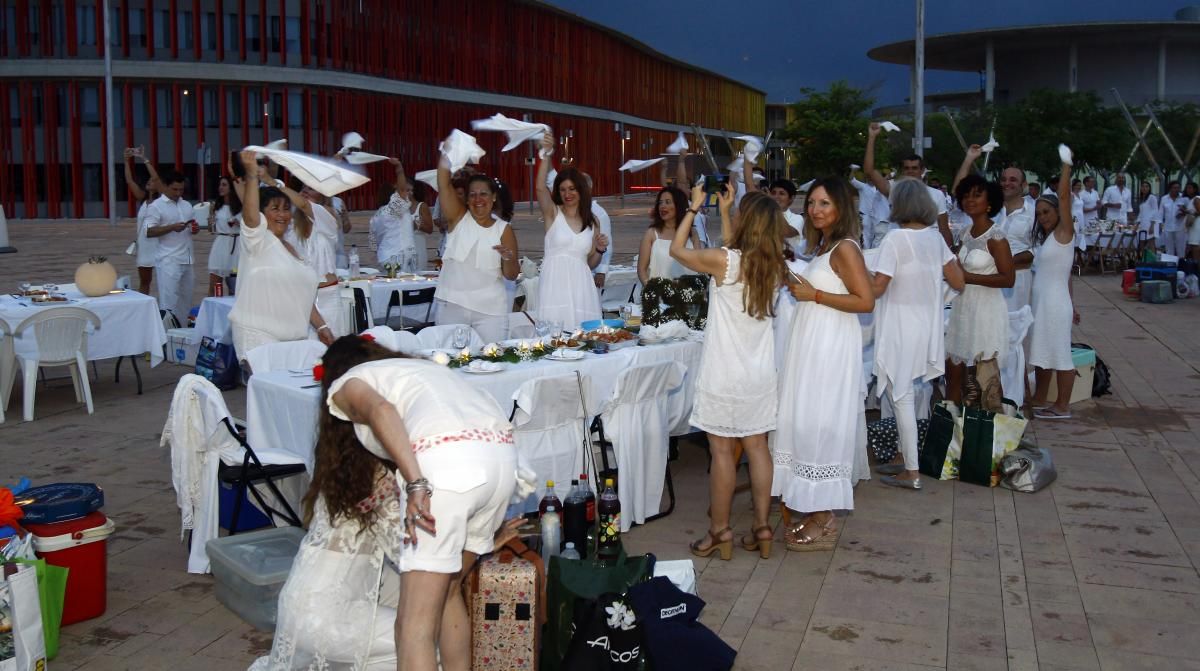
[1047,347,1096,406]
[166,327,200,366]
[1136,264,1177,283]
[24,511,116,625]
[218,481,273,532]
[1141,280,1174,304]
[206,526,305,631]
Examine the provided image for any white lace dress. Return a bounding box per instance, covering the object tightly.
[250,474,404,670]
[1028,233,1075,371]
[535,208,601,329]
[945,223,1009,365]
[690,248,776,437]
[772,240,863,512]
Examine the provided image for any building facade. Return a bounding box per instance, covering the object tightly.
[0,0,765,219]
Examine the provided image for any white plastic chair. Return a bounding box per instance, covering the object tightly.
[0,318,13,424]
[244,340,328,376]
[359,326,421,353]
[600,277,640,314]
[415,324,484,349]
[507,313,536,339]
[14,307,101,422]
[596,360,685,531]
[511,373,595,514]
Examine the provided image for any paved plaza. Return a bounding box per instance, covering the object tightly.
[2,202,1200,669]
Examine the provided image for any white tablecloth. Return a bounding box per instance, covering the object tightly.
[0,287,167,366]
[245,339,703,471]
[195,296,235,344]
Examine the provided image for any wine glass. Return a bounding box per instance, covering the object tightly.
[534,320,550,339]
[18,282,31,295]
[619,304,632,325]
[452,325,469,350]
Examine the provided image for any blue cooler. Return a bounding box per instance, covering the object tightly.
[218,481,273,532]
[15,483,104,523]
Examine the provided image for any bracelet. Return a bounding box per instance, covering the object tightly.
[317,325,331,332]
[405,477,432,494]
[815,290,823,305]
[596,248,608,254]
[688,207,700,215]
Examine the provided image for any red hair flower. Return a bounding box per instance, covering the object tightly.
[312,361,325,382]
[361,333,376,342]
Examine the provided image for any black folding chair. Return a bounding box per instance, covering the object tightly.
[216,417,306,534]
[352,287,372,333]
[384,287,436,331]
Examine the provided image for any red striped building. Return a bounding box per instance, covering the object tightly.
[0,0,765,219]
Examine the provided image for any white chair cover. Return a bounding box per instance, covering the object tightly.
[598,361,685,532]
[360,326,420,353]
[415,324,484,349]
[507,312,537,339]
[518,276,540,313]
[511,373,593,514]
[1003,307,1034,408]
[245,340,328,376]
[14,306,101,421]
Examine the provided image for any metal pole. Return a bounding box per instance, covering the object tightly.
[618,123,626,207]
[1112,89,1162,175]
[913,0,925,157]
[103,0,116,227]
[524,113,534,213]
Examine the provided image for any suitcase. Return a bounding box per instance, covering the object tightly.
[1140,280,1174,304]
[469,538,543,670]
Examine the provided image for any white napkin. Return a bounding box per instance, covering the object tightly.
[244,145,370,197]
[440,129,487,173]
[264,138,287,151]
[727,153,745,174]
[618,157,666,173]
[798,179,815,192]
[1058,143,1073,166]
[666,131,689,154]
[192,202,211,224]
[414,169,438,192]
[735,135,764,163]
[466,360,502,372]
[343,151,390,165]
[981,133,1000,153]
[880,121,901,133]
[470,113,550,153]
[849,163,861,171]
[339,132,365,155]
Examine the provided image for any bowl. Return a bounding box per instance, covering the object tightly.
[580,318,624,331]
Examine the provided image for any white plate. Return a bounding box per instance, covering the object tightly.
[546,351,586,362]
[461,364,504,374]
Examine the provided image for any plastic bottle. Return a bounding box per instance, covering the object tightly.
[538,480,562,519]
[580,473,597,555]
[541,506,561,565]
[596,478,620,562]
[349,245,361,277]
[560,541,581,560]
[563,479,588,560]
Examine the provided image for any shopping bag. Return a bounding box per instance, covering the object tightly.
[542,548,655,671]
[10,559,65,660]
[1000,441,1057,493]
[918,401,960,480]
[194,336,240,390]
[958,400,1027,487]
[0,562,47,671]
[560,592,645,670]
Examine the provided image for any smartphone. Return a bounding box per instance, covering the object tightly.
[703,173,729,195]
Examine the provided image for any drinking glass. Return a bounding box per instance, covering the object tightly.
[452,326,469,350]
[18,282,31,294]
[534,321,550,338]
[619,304,632,324]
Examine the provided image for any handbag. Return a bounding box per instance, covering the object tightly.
[3,533,66,661]
[560,592,646,670]
[1000,442,1057,493]
[0,562,47,671]
[194,336,241,391]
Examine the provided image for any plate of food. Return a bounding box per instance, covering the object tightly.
[583,326,637,350]
[549,335,585,349]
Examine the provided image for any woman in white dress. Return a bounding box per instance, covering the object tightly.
[278,182,350,339]
[1028,160,1080,419]
[773,177,875,551]
[1135,181,1160,256]
[533,133,607,329]
[206,175,242,295]
[670,184,784,560]
[370,159,434,270]
[228,152,330,362]
[946,146,1016,405]
[122,147,161,295]
[870,179,964,489]
[433,156,520,343]
[637,186,701,284]
[253,336,518,671]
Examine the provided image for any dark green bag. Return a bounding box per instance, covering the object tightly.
[918,402,957,479]
[958,406,997,486]
[541,547,655,671]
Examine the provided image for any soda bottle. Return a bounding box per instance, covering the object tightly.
[562,479,589,560]
[596,478,620,562]
[538,480,561,519]
[580,473,597,556]
[349,245,361,277]
[540,505,561,566]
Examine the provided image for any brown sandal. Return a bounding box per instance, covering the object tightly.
[741,525,774,559]
[784,516,839,552]
[690,527,733,560]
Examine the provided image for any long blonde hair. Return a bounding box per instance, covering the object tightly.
[729,192,786,319]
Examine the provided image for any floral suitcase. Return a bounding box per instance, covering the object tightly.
[469,538,544,669]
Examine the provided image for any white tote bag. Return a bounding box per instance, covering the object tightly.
[0,562,47,671]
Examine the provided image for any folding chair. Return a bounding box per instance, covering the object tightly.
[217,416,306,535]
[509,372,595,514]
[383,286,436,331]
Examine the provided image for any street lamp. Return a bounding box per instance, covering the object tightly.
[615,123,629,205]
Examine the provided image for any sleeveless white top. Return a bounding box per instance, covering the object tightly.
[436,214,510,315]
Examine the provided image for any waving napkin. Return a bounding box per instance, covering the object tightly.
[413,130,488,192]
[1058,143,1073,166]
[245,145,370,197]
[339,131,365,155]
[880,121,901,133]
[734,135,764,163]
[981,133,1000,153]
[727,153,745,174]
[619,157,666,173]
[470,113,551,154]
[343,151,390,165]
[666,131,689,154]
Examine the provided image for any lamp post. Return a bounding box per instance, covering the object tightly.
[914,0,926,156]
[103,0,116,226]
[616,122,628,206]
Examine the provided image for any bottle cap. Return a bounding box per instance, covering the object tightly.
[605,478,614,487]
[547,480,555,488]
[580,473,589,480]
[545,505,556,512]
[565,542,575,549]
[571,479,579,485]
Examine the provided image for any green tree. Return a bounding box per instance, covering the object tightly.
[990,90,1127,181]
[1128,101,1200,181]
[779,81,884,178]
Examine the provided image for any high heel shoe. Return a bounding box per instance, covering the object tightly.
[741,525,774,559]
[690,527,733,560]
[784,515,839,553]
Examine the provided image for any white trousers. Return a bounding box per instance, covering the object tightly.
[155,261,194,325]
[1004,268,1033,312]
[434,299,508,343]
[1165,229,1188,257]
[889,390,919,472]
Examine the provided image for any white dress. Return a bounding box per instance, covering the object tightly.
[291,204,349,338]
[647,230,691,279]
[135,200,158,268]
[207,204,241,275]
[535,209,601,329]
[872,227,955,398]
[229,214,319,360]
[772,240,863,512]
[369,195,416,266]
[1028,233,1075,371]
[690,248,777,437]
[945,224,1008,366]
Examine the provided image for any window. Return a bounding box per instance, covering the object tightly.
[26,5,39,47]
[109,9,120,47]
[226,88,242,127]
[77,5,97,46]
[131,86,149,128]
[4,7,15,54]
[288,91,303,128]
[285,17,300,54]
[156,87,173,128]
[50,4,65,49]
[179,11,193,51]
[223,12,239,52]
[154,9,170,50]
[129,9,146,48]
[182,90,196,128]
[247,88,263,128]
[271,92,283,129]
[81,86,100,127]
[8,89,19,124]
[204,88,219,128]
[246,14,260,52]
[202,12,216,51]
[83,164,103,202]
[268,16,280,53]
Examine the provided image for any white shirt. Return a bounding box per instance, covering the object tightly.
[1079,188,1100,223]
[997,201,1035,256]
[783,209,807,257]
[229,213,319,344]
[145,194,195,265]
[1136,195,1161,234]
[1101,185,1132,221]
[330,195,348,255]
[436,215,510,315]
[1160,193,1188,233]
[370,198,417,264]
[591,201,612,274]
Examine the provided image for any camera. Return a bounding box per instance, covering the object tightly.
[703,174,729,195]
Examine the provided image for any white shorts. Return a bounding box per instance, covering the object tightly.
[397,436,517,574]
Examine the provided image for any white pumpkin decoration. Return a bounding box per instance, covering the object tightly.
[75,256,118,296]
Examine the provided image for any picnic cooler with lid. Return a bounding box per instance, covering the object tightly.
[205,526,305,631]
[1045,347,1096,406]
[166,327,200,366]
[17,483,115,625]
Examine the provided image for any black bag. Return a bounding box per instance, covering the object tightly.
[560,592,646,670]
[1071,343,1111,397]
[626,577,736,671]
[918,402,957,478]
[866,417,930,463]
[195,336,241,390]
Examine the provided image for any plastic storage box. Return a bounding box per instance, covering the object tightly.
[206,526,306,631]
[1047,347,1097,406]
[1141,280,1174,304]
[166,327,200,366]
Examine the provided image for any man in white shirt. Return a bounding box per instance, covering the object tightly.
[144,169,196,324]
[863,122,950,246]
[1079,176,1101,225]
[1160,180,1188,256]
[997,165,1035,312]
[1101,173,1133,223]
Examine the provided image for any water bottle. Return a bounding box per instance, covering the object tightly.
[541,506,561,565]
[349,244,360,277]
[560,541,581,561]
[563,479,589,560]
[596,478,620,562]
[538,480,562,519]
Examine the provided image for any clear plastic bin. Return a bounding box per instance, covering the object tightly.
[205,526,305,631]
